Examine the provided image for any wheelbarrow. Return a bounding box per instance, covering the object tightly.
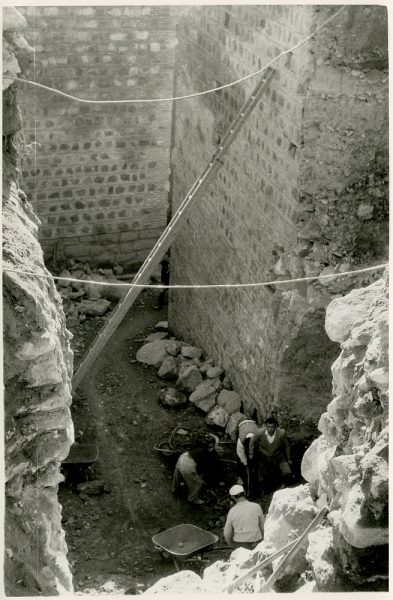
[61,443,99,483]
[152,523,220,571]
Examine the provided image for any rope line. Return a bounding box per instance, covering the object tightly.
[4,6,347,104]
[3,263,387,290]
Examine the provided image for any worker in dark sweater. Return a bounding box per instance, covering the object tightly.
[172,437,220,505]
[249,416,292,495]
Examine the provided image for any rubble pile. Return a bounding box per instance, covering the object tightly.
[54,259,134,327]
[136,326,248,438]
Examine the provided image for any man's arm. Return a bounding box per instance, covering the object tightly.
[280,430,291,463]
[248,429,263,460]
[258,507,265,538]
[223,514,234,545]
[236,439,248,465]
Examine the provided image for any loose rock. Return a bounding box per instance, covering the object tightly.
[181,345,202,360]
[158,356,179,379]
[217,390,242,414]
[176,364,203,393]
[158,388,188,408]
[136,340,171,369]
[78,298,110,317]
[205,405,230,428]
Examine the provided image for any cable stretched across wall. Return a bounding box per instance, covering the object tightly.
[2,263,388,290]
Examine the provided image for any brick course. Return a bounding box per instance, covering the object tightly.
[18,5,178,268]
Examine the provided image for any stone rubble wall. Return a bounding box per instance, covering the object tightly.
[3,8,74,595]
[17,5,179,268]
[169,5,388,429]
[301,270,389,588]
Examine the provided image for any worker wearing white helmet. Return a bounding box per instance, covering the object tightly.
[223,484,265,549]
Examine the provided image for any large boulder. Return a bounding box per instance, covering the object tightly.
[144,570,203,594]
[136,340,170,369]
[306,527,343,591]
[176,364,203,393]
[77,298,110,316]
[264,485,319,577]
[189,381,217,412]
[217,390,242,414]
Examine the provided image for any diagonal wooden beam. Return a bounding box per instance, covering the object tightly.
[72,68,275,389]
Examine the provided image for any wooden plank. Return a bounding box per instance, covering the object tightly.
[259,506,328,592]
[72,68,275,389]
[223,537,299,593]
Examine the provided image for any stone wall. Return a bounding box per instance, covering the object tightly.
[302,270,389,590]
[169,5,388,433]
[18,5,178,268]
[3,8,74,595]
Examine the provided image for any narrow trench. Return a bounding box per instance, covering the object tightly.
[59,289,261,594]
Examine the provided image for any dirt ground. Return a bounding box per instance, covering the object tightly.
[59,289,251,595]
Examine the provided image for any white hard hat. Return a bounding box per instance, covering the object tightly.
[229,484,245,497]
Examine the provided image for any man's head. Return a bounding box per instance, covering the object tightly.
[229,484,246,501]
[204,435,217,450]
[265,416,278,435]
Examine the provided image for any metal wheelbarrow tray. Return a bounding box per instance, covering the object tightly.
[152,524,218,568]
[61,443,99,482]
[62,443,99,465]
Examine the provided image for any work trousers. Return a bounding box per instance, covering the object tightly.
[172,452,203,502]
[256,456,291,493]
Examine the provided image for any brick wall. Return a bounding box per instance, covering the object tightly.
[18,5,179,268]
[169,5,388,430]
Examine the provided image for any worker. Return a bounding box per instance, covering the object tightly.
[223,484,265,549]
[172,436,220,505]
[249,416,292,495]
[236,417,259,497]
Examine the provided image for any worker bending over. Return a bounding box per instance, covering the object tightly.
[172,436,219,505]
[236,418,259,498]
[223,484,264,549]
[249,416,292,495]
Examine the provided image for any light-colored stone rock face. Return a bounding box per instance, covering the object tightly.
[302,271,389,586]
[3,12,74,595]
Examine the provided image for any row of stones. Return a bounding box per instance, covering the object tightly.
[40,215,165,240]
[136,335,254,438]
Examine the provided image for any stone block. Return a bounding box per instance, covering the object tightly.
[78,298,110,316]
[158,356,179,379]
[205,405,230,428]
[217,390,242,414]
[136,340,170,369]
[181,345,202,360]
[189,381,217,412]
[176,364,203,393]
